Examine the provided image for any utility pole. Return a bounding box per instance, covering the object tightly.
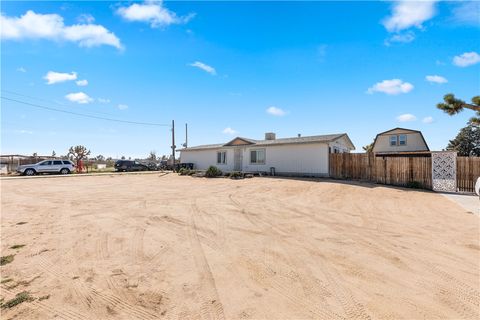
[185,123,188,148]
[171,120,176,172]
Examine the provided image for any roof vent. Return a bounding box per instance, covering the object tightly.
[265,132,276,140]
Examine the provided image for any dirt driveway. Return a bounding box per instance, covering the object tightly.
[1,174,479,319]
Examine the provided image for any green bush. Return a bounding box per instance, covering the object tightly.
[205,166,222,178]
[229,171,243,179]
[179,168,197,176]
[406,181,423,189]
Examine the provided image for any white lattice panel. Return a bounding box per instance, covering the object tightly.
[431,151,457,192]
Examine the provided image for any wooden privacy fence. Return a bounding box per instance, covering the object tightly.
[457,157,480,193]
[329,153,432,189]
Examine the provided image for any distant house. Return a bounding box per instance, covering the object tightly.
[372,128,430,156]
[179,132,355,176]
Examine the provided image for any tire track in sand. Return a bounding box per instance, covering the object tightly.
[189,201,225,320]
[35,254,159,319]
[228,192,372,320]
[1,287,89,320]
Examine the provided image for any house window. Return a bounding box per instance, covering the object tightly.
[217,151,226,164]
[399,134,407,146]
[390,135,398,146]
[250,149,265,164]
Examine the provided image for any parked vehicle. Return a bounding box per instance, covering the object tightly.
[114,160,149,172]
[175,163,194,171]
[16,160,75,176]
[145,162,160,171]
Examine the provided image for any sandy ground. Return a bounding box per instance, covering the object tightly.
[1,174,479,320]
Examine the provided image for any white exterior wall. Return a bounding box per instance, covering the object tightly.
[181,142,338,176]
[180,148,235,171]
[242,143,330,176]
[329,136,352,153]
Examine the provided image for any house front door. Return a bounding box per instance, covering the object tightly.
[234,148,243,171]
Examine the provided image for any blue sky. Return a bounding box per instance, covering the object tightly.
[1,0,479,158]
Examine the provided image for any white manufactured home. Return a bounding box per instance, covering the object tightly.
[179,132,355,177]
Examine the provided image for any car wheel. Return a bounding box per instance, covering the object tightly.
[25,169,36,176]
[60,168,70,174]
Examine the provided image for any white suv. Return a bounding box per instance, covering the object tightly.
[16,160,75,176]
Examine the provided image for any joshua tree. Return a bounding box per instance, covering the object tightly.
[147,151,157,161]
[362,142,374,153]
[437,94,480,125]
[68,145,91,163]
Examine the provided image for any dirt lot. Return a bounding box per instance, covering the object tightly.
[1,174,479,319]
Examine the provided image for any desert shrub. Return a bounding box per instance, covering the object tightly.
[0,255,14,266]
[205,166,222,178]
[229,171,243,179]
[406,181,423,189]
[1,291,33,309]
[179,168,196,176]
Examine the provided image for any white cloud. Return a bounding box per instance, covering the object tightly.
[396,113,417,122]
[77,13,95,24]
[117,104,128,110]
[75,79,88,87]
[98,98,110,103]
[383,0,438,32]
[453,51,480,67]
[0,10,122,49]
[425,75,447,84]
[384,31,415,46]
[222,127,237,135]
[367,79,414,95]
[422,116,434,124]
[117,1,195,28]
[65,92,93,104]
[76,79,88,86]
[189,61,216,75]
[451,1,480,26]
[17,67,26,72]
[44,71,77,84]
[266,106,287,116]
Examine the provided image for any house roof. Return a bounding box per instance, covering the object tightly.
[179,133,355,151]
[372,127,430,151]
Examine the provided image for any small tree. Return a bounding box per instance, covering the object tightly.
[437,94,480,125]
[121,156,126,160]
[68,145,91,163]
[96,154,105,162]
[52,150,56,157]
[363,142,374,153]
[147,151,157,161]
[446,123,480,156]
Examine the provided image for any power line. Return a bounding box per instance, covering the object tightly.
[1,96,171,127]
[1,89,120,118]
